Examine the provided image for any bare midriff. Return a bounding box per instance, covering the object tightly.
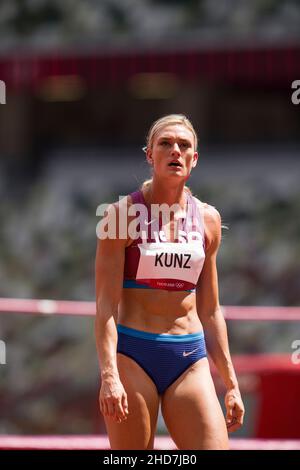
[118,288,203,335]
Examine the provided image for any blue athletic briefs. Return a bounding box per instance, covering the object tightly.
[117,324,207,395]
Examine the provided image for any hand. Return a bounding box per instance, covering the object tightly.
[99,375,129,423]
[224,388,245,433]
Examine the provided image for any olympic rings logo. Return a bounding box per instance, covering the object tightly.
[176,282,184,289]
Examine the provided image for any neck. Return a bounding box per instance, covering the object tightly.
[145,178,187,209]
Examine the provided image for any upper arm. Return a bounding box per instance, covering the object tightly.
[95,201,128,319]
[196,204,222,320]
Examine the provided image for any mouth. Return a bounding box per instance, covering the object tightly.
[168,161,183,168]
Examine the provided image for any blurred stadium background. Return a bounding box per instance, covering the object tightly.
[0,0,300,447]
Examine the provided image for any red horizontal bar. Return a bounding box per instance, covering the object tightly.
[0,297,299,321]
[0,435,300,450]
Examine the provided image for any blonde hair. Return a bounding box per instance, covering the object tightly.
[143,114,198,153]
[141,114,197,193]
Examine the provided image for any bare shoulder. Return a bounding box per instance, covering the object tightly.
[98,194,139,248]
[194,197,221,228]
[194,197,221,251]
[108,194,132,212]
[102,194,134,222]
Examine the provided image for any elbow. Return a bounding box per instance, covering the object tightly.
[95,300,118,334]
[96,294,118,319]
[94,313,118,344]
[198,306,223,325]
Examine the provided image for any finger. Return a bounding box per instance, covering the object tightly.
[107,400,115,417]
[122,394,129,416]
[114,400,126,420]
[100,399,109,417]
[226,407,233,424]
[227,416,236,426]
[227,421,242,433]
[232,409,244,424]
[236,409,245,418]
[112,409,122,423]
[227,413,243,428]
[237,415,244,426]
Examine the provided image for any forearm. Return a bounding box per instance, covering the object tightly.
[95,309,129,422]
[202,308,239,391]
[95,312,119,380]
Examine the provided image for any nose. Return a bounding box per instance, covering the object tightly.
[171,143,181,156]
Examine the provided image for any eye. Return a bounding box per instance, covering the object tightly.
[180,142,190,149]
[160,140,170,146]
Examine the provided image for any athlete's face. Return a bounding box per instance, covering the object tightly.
[147,125,198,180]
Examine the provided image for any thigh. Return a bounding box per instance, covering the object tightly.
[161,358,229,450]
[104,353,160,450]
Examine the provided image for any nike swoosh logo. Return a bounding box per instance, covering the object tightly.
[183,347,200,357]
[145,219,155,226]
